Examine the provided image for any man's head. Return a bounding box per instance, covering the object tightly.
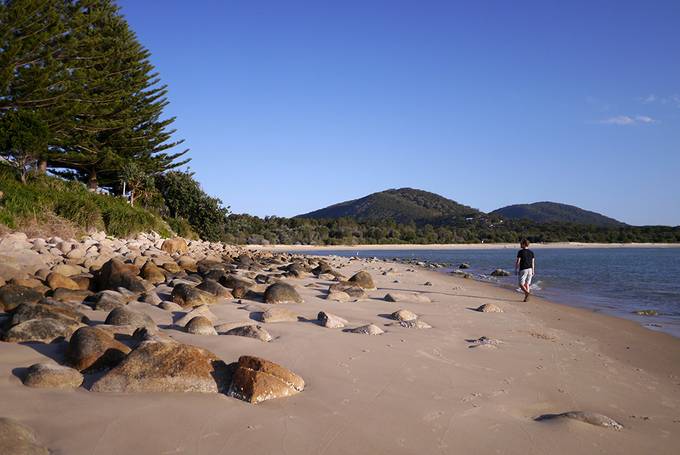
[520,238,530,248]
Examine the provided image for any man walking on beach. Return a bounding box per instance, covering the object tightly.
[515,239,535,302]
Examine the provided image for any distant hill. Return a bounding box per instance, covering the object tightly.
[297,188,482,223]
[491,202,626,227]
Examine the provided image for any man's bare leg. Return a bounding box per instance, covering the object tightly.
[521,282,530,302]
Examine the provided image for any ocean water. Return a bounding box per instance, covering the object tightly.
[293,248,680,337]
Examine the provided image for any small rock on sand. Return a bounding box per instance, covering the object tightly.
[105,306,156,330]
[347,271,375,289]
[398,319,432,329]
[384,292,431,303]
[318,311,347,328]
[185,316,217,335]
[228,355,304,404]
[223,325,272,342]
[535,411,623,430]
[391,309,418,322]
[350,324,384,335]
[260,307,298,323]
[476,303,503,313]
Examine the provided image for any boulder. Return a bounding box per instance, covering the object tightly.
[10,277,45,289]
[476,303,503,313]
[317,311,347,329]
[22,362,83,389]
[223,324,272,342]
[263,282,302,304]
[46,272,80,291]
[91,341,231,393]
[175,305,217,327]
[171,283,217,308]
[490,269,511,277]
[161,261,182,274]
[0,417,50,455]
[104,307,156,330]
[70,275,92,291]
[196,279,233,298]
[141,291,162,305]
[94,258,146,292]
[459,263,471,269]
[177,255,198,272]
[159,301,184,312]
[219,275,255,291]
[161,238,188,255]
[3,318,79,343]
[328,282,366,299]
[66,326,131,371]
[52,264,83,277]
[50,288,92,304]
[185,316,217,335]
[326,291,351,302]
[347,271,375,289]
[260,307,298,323]
[350,324,384,335]
[10,302,87,327]
[228,355,304,403]
[140,261,166,285]
[391,309,418,322]
[0,284,43,311]
[89,290,128,311]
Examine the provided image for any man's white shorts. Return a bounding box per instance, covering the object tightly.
[519,268,533,287]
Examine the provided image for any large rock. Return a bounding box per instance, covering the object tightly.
[185,316,217,335]
[263,282,302,304]
[490,269,511,277]
[175,305,217,327]
[91,341,231,393]
[260,307,298,323]
[326,290,351,302]
[228,355,304,404]
[89,290,128,311]
[347,271,375,289]
[219,275,255,291]
[104,307,156,330]
[51,288,92,304]
[171,283,217,308]
[66,326,131,371]
[22,362,83,389]
[0,284,43,311]
[3,318,79,343]
[328,282,366,299]
[196,279,233,298]
[0,417,50,455]
[46,272,80,291]
[140,261,166,285]
[161,238,188,255]
[223,325,272,342]
[93,258,146,292]
[10,302,88,327]
[317,311,347,329]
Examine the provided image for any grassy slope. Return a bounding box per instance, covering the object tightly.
[0,165,171,238]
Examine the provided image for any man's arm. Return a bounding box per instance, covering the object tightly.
[515,257,521,274]
[532,258,536,274]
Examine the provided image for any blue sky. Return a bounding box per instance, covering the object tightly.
[118,0,680,226]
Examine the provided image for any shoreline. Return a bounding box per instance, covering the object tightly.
[247,242,680,251]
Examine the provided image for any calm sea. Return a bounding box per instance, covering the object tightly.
[293,248,680,337]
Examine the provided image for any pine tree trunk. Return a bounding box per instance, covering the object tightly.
[87,170,98,191]
[37,159,47,174]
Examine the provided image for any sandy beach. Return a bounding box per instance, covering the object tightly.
[1,237,680,454]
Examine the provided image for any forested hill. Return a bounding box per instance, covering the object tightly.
[491,202,626,227]
[297,188,482,223]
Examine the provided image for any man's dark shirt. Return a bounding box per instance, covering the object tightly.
[517,248,534,270]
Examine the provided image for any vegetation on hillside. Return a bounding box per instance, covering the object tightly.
[491,202,625,227]
[298,188,481,223]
